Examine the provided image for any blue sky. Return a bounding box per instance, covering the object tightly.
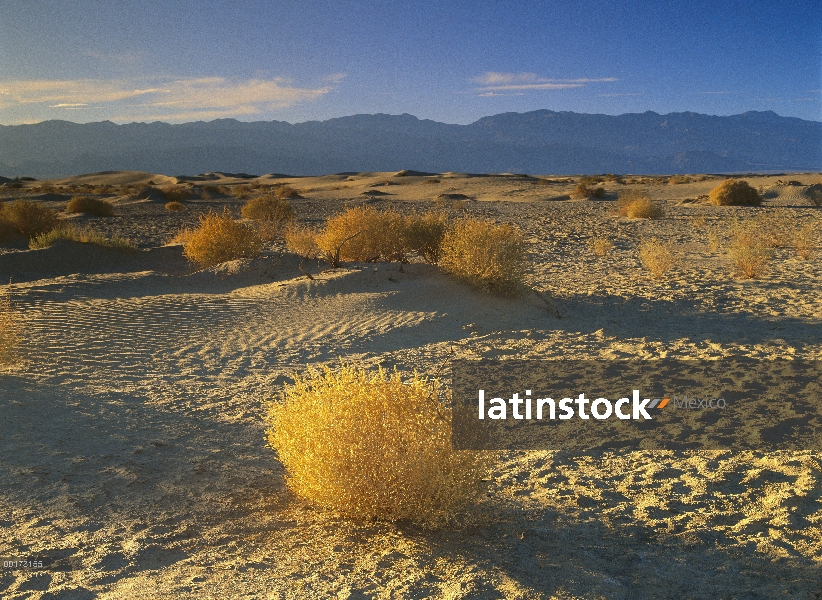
[0,0,819,125]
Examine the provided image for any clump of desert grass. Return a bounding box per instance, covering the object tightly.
[0,281,23,365]
[617,190,664,219]
[708,179,762,206]
[571,183,605,199]
[266,365,494,524]
[165,201,186,212]
[792,222,817,260]
[0,200,59,237]
[240,193,296,223]
[29,224,136,250]
[638,238,678,279]
[590,236,614,257]
[440,218,527,296]
[159,185,193,203]
[65,196,115,216]
[179,209,263,268]
[727,221,772,278]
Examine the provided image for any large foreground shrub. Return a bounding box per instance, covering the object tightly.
[266,365,493,523]
[0,200,59,237]
[317,206,407,263]
[709,179,762,206]
[180,209,263,268]
[440,218,527,295]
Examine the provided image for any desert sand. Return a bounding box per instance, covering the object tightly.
[1,171,821,598]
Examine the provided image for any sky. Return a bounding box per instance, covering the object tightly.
[0,0,819,125]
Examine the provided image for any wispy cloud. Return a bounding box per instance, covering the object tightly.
[0,76,336,123]
[472,72,617,93]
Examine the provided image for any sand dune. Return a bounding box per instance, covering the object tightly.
[1,171,821,598]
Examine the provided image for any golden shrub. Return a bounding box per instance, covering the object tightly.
[638,238,678,279]
[266,365,493,523]
[440,218,528,295]
[165,201,186,212]
[66,196,115,216]
[316,206,408,264]
[181,209,263,268]
[590,236,613,257]
[0,282,23,364]
[0,200,59,237]
[241,193,296,223]
[405,211,448,264]
[617,190,664,219]
[728,223,771,278]
[709,179,762,206]
[284,224,320,259]
[159,185,193,203]
[571,183,605,199]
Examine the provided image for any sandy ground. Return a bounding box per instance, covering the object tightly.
[1,171,821,598]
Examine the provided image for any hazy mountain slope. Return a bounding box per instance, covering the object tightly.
[0,110,818,178]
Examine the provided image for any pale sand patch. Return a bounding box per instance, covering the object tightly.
[1,172,821,598]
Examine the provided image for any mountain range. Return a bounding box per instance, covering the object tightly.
[0,110,819,179]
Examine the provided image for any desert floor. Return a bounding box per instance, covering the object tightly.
[1,171,821,599]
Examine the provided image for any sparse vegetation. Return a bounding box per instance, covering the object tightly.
[728,221,772,278]
[29,224,136,250]
[66,196,115,216]
[284,224,320,259]
[0,200,60,237]
[0,281,23,364]
[180,209,263,268]
[266,364,493,523]
[793,222,817,260]
[241,193,296,223]
[405,211,448,264]
[440,218,527,296]
[709,179,762,206]
[159,185,193,203]
[638,238,678,279]
[316,206,408,264]
[590,236,614,257]
[668,175,692,185]
[571,183,605,199]
[165,201,186,212]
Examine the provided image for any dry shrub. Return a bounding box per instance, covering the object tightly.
[181,209,263,268]
[405,211,448,264]
[707,230,722,252]
[66,196,114,216]
[579,175,604,185]
[728,222,771,278]
[590,236,613,257]
[284,224,320,259]
[440,218,527,296]
[29,224,135,250]
[571,183,605,199]
[618,191,664,219]
[668,175,692,185]
[266,365,493,523]
[0,282,23,364]
[241,194,296,223]
[709,179,762,206]
[317,206,407,264]
[793,222,817,260]
[160,185,192,203]
[274,185,302,199]
[165,201,186,212]
[638,238,678,279]
[0,200,59,237]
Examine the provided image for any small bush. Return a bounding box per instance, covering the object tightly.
[165,201,186,212]
[440,219,527,296]
[241,194,296,223]
[29,224,135,250]
[571,183,605,199]
[617,192,664,219]
[728,223,771,278]
[266,365,493,523]
[0,200,59,237]
[284,224,320,259]
[579,175,604,185]
[274,185,302,199]
[181,209,263,268]
[793,222,817,260]
[66,196,114,216]
[590,236,613,257]
[668,175,692,185]
[159,186,192,202]
[405,211,448,264]
[638,238,678,279]
[709,179,762,206]
[0,282,23,364]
